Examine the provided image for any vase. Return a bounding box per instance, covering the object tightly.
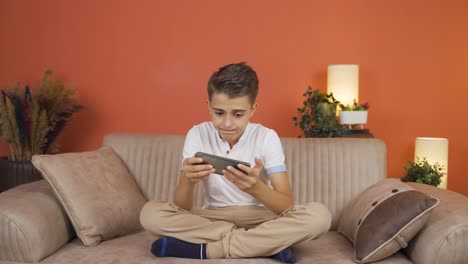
[318,102,336,118]
[339,111,368,127]
[0,157,42,192]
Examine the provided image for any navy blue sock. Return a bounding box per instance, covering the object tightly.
[151,237,208,259]
[271,247,296,263]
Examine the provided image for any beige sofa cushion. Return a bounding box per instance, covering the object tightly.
[338,178,439,263]
[32,146,148,246]
[39,231,414,264]
[0,181,74,262]
[405,182,468,264]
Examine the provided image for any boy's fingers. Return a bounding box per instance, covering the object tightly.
[226,166,258,186]
[237,164,252,174]
[187,170,213,179]
[185,157,204,165]
[226,166,248,178]
[254,158,263,169]
[182,163,212,172]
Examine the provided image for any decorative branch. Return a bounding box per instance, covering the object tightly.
[0,70,84,161]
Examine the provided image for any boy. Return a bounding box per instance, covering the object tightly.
[140,62,331,263]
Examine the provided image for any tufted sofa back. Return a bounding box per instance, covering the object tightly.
[103,134,386,230]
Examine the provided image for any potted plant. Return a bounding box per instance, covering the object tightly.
[0,70,83,192]
[401,157,445,187]
[292,86,344,137]
[339,100,369,129]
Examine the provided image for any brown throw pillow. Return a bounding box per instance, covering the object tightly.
[337,178,439,263]
[32,146,147,246]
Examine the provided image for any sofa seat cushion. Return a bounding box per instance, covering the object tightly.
[38,231,412,264]
[294,232,413,264]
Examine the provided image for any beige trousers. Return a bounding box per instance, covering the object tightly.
[140,201,331,259]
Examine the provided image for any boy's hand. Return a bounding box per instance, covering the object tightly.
[223,157,264,193]
[181,157,215,184]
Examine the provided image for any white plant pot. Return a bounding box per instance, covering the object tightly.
[339,111,368,125]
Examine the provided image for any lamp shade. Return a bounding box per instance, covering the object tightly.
[414,137,449,189]
[327,64,359,106]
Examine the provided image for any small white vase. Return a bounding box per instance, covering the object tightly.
[339,111,368,125]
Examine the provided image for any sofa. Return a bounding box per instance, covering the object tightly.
[0,134,467,264]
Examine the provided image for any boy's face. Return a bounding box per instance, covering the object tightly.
[208,93,256,146]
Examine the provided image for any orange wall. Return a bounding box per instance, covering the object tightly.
[1,0,467,195]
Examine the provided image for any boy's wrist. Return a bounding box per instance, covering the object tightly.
[246,180,267,196]
[180,172,198,186]
[183,179,197,187]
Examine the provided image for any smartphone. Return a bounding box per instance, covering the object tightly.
[195,152,251,175]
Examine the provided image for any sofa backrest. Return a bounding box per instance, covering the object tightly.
[103,133,386,230]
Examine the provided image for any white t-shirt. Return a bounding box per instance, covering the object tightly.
[182,122,287,208]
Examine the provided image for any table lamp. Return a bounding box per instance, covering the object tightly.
[415,137,449,189]
[327,64,359,106]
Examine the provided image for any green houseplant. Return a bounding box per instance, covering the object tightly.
[292,86,344,137]
[0,70,83,191]
[339,100,369,111]
[339,100,369,128]
[401,157,445,187]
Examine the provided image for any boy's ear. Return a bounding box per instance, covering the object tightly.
[251,102,258,114]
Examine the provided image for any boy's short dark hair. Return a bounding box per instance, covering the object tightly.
[207,62,259,104]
